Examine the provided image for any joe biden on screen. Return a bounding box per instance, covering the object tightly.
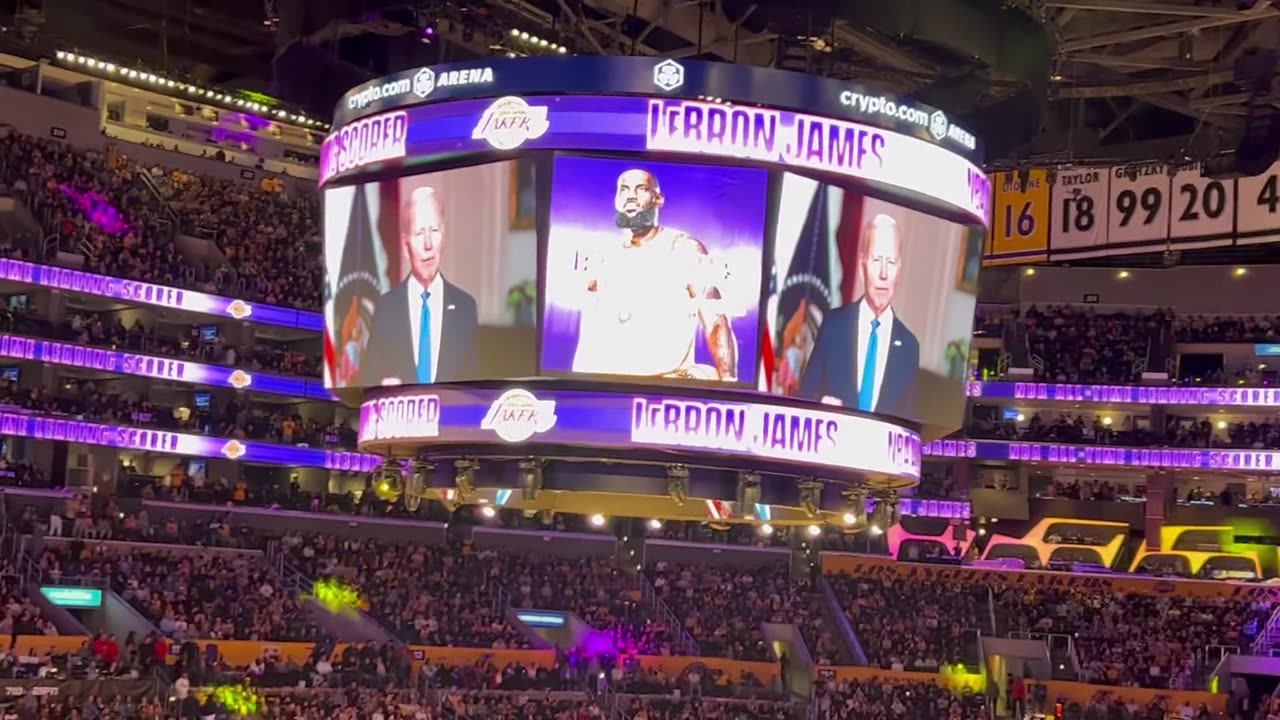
[360,186,478,386]
[798,213,919,418]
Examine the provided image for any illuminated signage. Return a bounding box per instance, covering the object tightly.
[360,394,442,441]
[0,259,321,331]
[898,497,971,520]
[319,94,989,226]
[645,99,989,224]
[516,611,567,628]
[1257,345,1280,357]
[0,333,330,400]
[0,408,382,472]
[471,96,549,150]
[968,381,1280,407]
[321,111,409,182]
[653,60,685,91]
[924,438,1280,471]
[837,91,975,151]
[348,77,413,110]
[358,387,922,481]
[40,586,102,608]
[481,389,557,442]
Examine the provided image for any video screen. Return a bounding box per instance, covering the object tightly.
[323,160,537,389]
[761,172,980,431]
[541,155,766,384]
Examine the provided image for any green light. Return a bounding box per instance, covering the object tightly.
[40,586,103,608]
[307,577,363,615]
[212,685,261,715]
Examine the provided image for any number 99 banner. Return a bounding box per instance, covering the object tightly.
[985,159,1280,264]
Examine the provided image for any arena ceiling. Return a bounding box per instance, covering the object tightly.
[9,0,1280,165]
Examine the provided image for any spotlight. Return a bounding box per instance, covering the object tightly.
[518,459,543,503]
[647,519,663,530]
[840,489,867,528]
[759,523,774,536]
[590,513,606,527]
[404,461,431,512]
[736,471,761,517]
[806,524,821,538]
[454,459,479,502]
[798,480,823,517]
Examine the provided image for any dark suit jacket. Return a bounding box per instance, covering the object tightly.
[358,276,478,386]
[798,300,920,418]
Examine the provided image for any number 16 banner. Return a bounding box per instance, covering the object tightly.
[984,158,1280,264]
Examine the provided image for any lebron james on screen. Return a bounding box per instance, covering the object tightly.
[570,168,739,380]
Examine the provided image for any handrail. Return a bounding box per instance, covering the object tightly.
[1250,603,1280,655]
[636,572,700,656]
[986,586,998,636]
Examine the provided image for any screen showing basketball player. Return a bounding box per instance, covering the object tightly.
[759,172,982,435]
[540,155,767,385]
[323,160,538,390]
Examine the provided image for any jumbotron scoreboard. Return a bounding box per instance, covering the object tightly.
[320,56,988,529]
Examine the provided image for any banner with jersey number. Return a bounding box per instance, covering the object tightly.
[983,158,1280,264]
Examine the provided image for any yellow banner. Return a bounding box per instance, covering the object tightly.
[987,170,1050,264]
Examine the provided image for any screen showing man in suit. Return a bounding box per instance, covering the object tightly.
[760,172,981,434]
[540,155,765,385]
[322,161,537,390]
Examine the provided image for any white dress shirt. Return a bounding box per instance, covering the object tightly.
[854,298,895,411]
[406,272,444,381]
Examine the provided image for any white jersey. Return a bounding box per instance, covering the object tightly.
[572,227,712,376]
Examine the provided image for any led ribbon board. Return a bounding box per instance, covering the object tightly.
[331,57,980,161]
[0,409,381,472]
[358,387,923,482]
[0,334,330,400]
[969,381,1280,407]
[318,94,990,227]
[0,259,323,332]
[926,438,1280,471]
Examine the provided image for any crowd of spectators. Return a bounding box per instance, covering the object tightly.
[826,573,987,672]
[35,541,320,642]
[1174,315,1280,344]
[811,678,986,720]
[0,374,357,451]
[0,563,57,638]
[994,584,1270,689]
[0,305,319,378]
[279,535,526,649]
[0,130,322,310]
[1021,306,1170,383]
[647,561,820,662]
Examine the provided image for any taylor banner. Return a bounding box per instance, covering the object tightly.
[0,678,153,706]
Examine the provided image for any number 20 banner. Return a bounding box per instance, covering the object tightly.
[985,159,1280,264]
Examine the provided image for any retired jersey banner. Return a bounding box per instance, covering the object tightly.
[983,158,1280,264]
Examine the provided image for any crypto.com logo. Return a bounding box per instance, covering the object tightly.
[929,110,949,141]
[653,60,685,92]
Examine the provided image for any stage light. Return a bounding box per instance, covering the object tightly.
[798,480,822,517]
[55,51,66,60]
[518,459,542,502]
[454,459,479,501]
[666,464,689,505]
[648,519,663,530]
[558,46,568,54]
[590,513,606,527]
[736,471,761,517]
[806,524,821,538]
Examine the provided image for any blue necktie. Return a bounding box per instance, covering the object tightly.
[417,290,433,384]
[858,318,881,412]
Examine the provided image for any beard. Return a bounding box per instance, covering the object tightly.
[615,207,658,231]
